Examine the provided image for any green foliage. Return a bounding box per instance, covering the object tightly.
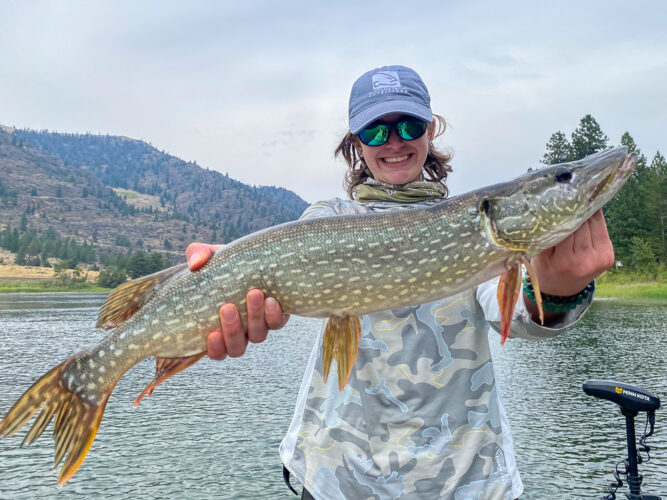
[115,234,132,247]
[570,114,608,160]
[0,178,18,203]
[96,266,128,288]
[645,151,666,262]
[629,237,658,276]
[0,226,95,267]
[0,225,19,252]
[542,131,573,165]
[48,265,88,289]
[127,251,166,278]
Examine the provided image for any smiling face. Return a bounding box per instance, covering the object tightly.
[356,114,433,185]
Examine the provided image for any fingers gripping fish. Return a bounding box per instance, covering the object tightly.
[0,147,637,485]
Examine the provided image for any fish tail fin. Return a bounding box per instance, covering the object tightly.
[322,315,361,391]
[0,356,114,486]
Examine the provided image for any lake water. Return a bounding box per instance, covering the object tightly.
[0,294,665,499]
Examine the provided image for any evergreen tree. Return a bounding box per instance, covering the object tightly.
[570,114,609,160]
[96,266,127,288]
[629,237,658,276]
[128,251,150,278]
[646,151,666,262]
[604,132,648,263]
[542,131,573,165]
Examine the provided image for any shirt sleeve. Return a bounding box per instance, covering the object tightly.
[476,277,595,340]
[299,201,339,221]
[299,198,365,220]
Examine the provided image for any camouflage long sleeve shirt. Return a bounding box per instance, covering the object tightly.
[279,196,593,500]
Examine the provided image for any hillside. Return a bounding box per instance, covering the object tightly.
[13,129,308,238]
[0,126,309,265]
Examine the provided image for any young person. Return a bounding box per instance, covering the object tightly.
[186,65,613,499]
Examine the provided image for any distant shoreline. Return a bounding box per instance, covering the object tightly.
[595,282,666,301]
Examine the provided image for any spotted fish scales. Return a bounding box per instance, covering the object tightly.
[0,147,637,485]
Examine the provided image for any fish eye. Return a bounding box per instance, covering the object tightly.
[480,199,491,216]
[555,171,572,183]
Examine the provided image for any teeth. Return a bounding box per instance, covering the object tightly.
[384,155,409,163]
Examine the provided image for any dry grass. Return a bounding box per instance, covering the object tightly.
[113,188,166,211]
[0,263,99,282]
[0,263,55,279]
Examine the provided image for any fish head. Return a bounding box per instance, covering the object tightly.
[480,147,637,255]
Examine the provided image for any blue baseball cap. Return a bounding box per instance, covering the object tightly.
[348,65,433,134]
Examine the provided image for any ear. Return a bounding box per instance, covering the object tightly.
[428,118,437,141]
[353,137,364,157]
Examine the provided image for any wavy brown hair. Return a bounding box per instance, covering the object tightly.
[334,114,453,199]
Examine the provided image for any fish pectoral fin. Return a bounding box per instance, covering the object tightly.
[496,264,523,345]
[322,315,361,391]
[0,356,114,486]
[97,263,188,330]
[133,353,206,407]
[521,257,544,325]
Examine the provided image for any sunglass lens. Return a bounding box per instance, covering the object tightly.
[359,124,389,146]
[397,119,427,140]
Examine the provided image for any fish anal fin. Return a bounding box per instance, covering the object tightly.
[497,264,523,345]
[97,263,188,330]
[322,315,361,391]
[133,353,206,407]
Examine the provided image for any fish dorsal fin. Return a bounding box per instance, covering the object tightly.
[96,263,188,330]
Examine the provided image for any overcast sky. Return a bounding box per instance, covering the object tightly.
[1,1,665,203]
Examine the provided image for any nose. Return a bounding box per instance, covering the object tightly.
[385,127,404,148]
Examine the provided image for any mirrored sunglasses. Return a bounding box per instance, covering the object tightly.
[358,117,428,146]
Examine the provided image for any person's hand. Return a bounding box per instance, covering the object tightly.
[525,209,614,320]
[185,242,290,360]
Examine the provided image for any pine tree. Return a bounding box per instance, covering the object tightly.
[645,151,666,262]
[604,132,648,264]
[570,114,609,160]
[542,131,573,165]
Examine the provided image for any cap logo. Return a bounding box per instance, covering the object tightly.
[369,70,409,98]
[372,71,400,89]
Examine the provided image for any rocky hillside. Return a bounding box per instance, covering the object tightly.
[0,126,309,263]
[13,129,307,238]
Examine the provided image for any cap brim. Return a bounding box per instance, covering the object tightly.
[350,100,433,134]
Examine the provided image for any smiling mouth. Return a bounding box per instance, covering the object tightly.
[383,154,411,164]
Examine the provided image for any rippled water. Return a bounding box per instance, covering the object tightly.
[0,294,665,499]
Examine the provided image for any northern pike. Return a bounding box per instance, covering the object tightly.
[0,147,637,485]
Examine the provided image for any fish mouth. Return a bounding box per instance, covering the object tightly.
[588,151,637,202]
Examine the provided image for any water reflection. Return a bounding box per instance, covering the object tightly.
[491,300,666,498]
[0,295,664,498]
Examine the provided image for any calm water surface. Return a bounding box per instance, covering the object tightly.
[0,294,665,499]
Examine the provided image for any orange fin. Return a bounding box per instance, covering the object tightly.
[322,315,361,391]
[521,257,544,325]
[133,353,206,407]
[97,263,188,330]
[497,264,523,345]
[0,357,114,486]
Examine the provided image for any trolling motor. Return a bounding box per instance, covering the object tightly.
[583,379,662,500]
